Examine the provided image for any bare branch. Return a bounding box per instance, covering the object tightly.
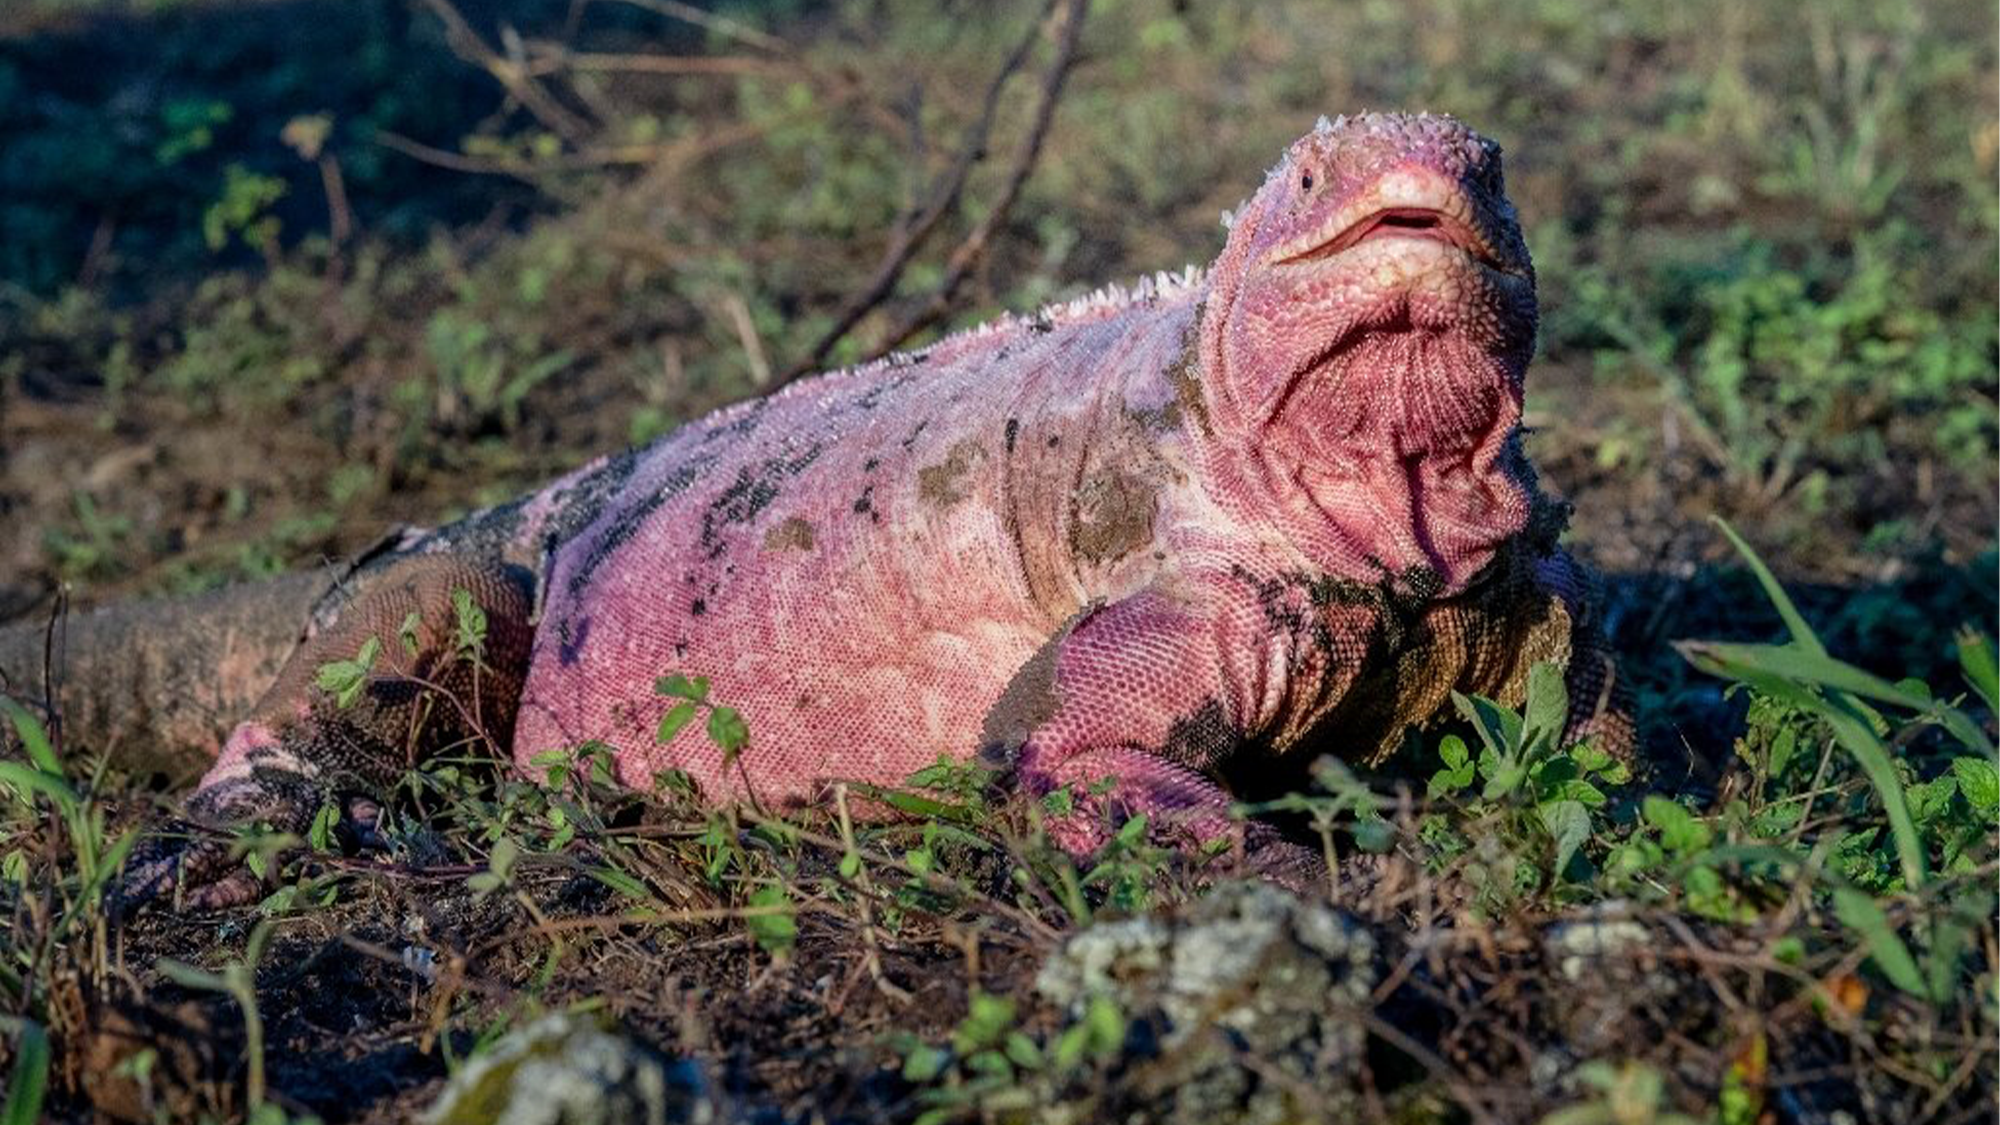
[777,0,1072,384]
[416,0,594,144]
[863,0,1089,361]
[595,0,793,56]
[520,46,786,79]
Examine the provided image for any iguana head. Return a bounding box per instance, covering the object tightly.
[1201,112,1537,461]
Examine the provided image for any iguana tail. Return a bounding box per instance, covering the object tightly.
[0,570,337,779]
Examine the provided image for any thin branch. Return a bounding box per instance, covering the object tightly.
[520,47,786,79]
[862,0,1088,362]
[417,0,594,144]
[596,0,793,56]
[777,0,1074,384]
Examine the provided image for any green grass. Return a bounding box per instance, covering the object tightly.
[2,528,1995,1121]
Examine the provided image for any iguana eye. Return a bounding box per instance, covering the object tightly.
[1300,172,1314,192]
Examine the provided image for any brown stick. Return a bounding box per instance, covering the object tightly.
[596,0,793,56]
[861,0,1088,362]
[520,48,785,79]
[417,0,594,144]
[776,0,1082,385]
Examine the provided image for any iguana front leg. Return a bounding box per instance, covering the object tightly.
[981,574,1341,881]
[119,556,536,911]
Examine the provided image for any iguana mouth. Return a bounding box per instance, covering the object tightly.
[1267,165,1519,275]
[1277,205,1504,271]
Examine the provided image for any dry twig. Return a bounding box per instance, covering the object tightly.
[778,0,1089,385]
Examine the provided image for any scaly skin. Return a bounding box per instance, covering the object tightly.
[1,113,1630,905]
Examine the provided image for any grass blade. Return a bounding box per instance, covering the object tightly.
[1685,639,1993,755]
[0,699,59,776]
[1957,630,1998,715]
[1,1018,49,1125]
[1678,644,1928,891]
[1831,887,1926,998]
[1711,517,1825,655]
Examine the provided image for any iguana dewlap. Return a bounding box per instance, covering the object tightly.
[8,113,1630,901]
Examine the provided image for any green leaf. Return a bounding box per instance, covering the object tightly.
[745,884,796,954]
[1950,757,1998,815]
[901,1043,949,1083]
[707,706,749,758]
[1453,690,1524,759]
[156,959,230,993]
[837,850,862,879]
[1539,798,1590,877]
[0,699,58,776]
[1958,630,1998,715]
[655,673,709,702]
[1644,796,1712,855]
[954,992,1017,1053]
[1083,993,1125,1057]
[1428,734,1475,797]
[398,610,423,657]
[316,636,381,709]
[486,836,519,881]
[655,701,698,746]
[0,761,78,815]
[308,803,340,852]
[1521,661,1569,754]
[588,866,652,901]
[1831,887,1926,997]
[451,588,487,654]
[1711,517,1825,654]
[1,1018,49,1125]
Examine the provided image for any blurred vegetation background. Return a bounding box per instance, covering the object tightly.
[0,0,1993,619]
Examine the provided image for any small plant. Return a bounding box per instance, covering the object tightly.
[1539,1059,1700,1125]
[1422,662,1630,897]
[894,988,1126,1125]
[653,672,750,763]
[202,164,287,256]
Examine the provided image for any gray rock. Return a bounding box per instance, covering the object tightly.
[1036,881,1378,1125]
[425,1012,724,1125]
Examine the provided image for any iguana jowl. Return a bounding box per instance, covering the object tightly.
[1,112,1629,904]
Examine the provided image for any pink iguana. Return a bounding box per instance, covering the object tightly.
[0,112,1629,906]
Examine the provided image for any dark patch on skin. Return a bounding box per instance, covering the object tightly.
[535,447,644,552]
[917,439,986,508]
[1163,303,1213,438]
[1068,469,1158,566]
[420,445,645,576]
[863,457,880,473]
[1046,435,1061,448]
[1004,418,1020,453]
[698,443,824,560]
[691,598,707,616]
[1127,400,1184,434]
[852,484,879,523]
[901,419,931,450]
[763,517,815,551]
[557,616,590,666]
[564,455,711,599]
[978,604,1095,767]
[1158,698,1237,772]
